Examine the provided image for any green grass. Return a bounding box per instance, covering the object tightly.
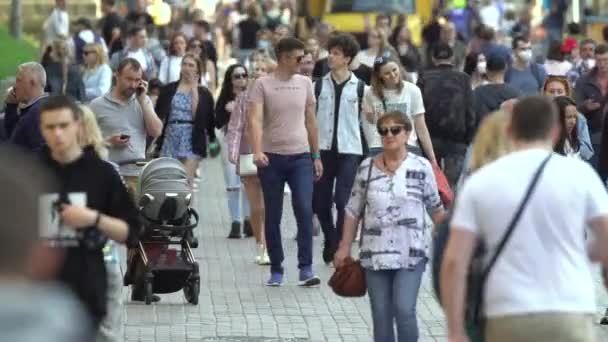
[0,25,39,80]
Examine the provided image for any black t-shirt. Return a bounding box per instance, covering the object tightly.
[98,12,123,47]
[125,12,154,28]
[41,146,140,327]
[238,19,261,50]
[353,64,372,85]
[331,76,350,151]
[473,83,521,129]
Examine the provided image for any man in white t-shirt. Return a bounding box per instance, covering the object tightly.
[479,0,501,32]
[441,96,608,342]
[110,26,157,80]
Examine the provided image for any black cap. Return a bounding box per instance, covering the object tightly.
[432,42,453,60]
[487,53,507,72]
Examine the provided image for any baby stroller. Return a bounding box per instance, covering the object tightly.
[127,157,200,305]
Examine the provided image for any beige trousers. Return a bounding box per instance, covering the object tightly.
[486,312,596,342]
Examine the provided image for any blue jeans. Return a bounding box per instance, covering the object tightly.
[313,150,361,246]
[258,153,314,274]
[366,260,426,342]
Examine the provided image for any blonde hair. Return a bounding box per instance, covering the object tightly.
[83,43,107,70]
[78,105,109,159]
[50,36,73,95]
[469,111,512,173]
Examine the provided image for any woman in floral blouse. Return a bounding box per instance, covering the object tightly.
[335,111,445,342]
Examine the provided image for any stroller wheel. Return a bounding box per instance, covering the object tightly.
[145,281,154,305]
[184,279,200,305]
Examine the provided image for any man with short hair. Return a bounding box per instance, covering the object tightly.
[479,25,512,66]
[42,0,69,49]
[298,49,315,79]
[192,20,218,67]
[473,54,521,127]
[38,94,140,331]
[110,26,157,80]
[568,38,597,86]
[505,36,548,96]
[418,42,475,186]
[576,44,608,172]
[441,96,608,342]
[249,37,323,287]
[268,24,293,61]
[98,0,123,55]
[89,57,163,195]
[3,62,49,151]
[124,0,153,29]
[312,33,366,264]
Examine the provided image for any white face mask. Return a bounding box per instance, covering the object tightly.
[477,61,487,74]
[518,50,533,63]
[584,58,596,69]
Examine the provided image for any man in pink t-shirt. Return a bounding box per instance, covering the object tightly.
[248,37,323,287]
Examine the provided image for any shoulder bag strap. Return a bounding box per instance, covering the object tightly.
[359,159,375,247]
[480,153,552,283]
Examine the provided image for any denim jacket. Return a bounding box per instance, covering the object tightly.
[577,113,594,161]
[315,74,365,155]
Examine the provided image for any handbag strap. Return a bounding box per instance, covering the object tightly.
[480,153,552,283]
[359,159,375,247]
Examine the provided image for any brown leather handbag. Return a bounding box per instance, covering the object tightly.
[328,160,374,297]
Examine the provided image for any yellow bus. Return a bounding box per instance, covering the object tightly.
[300,0,435,46]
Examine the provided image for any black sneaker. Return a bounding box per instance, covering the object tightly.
[243,220,254,238]
[227,221,242,239]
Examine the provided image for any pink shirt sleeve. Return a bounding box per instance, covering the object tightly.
[305,77,315,106]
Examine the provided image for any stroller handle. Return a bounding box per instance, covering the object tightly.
[141,207,200,232]
[117,158,149,167]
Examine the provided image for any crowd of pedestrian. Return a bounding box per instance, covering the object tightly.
[4,0,608,342]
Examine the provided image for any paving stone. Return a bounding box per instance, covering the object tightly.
[123,157,608,341]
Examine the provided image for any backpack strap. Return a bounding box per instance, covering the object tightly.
[356,79,365,114]
[314,79,323,114]
[530,63,543,90]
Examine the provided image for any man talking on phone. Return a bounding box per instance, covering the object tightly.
[89,57,163,195]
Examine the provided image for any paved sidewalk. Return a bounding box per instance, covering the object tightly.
[123,157,608,342]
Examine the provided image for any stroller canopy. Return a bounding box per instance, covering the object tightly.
[138,157,190,198]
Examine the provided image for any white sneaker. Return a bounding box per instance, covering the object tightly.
[258,245,270,265]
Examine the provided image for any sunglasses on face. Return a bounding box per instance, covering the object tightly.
[378,125,405,137]
[232,73,248,80]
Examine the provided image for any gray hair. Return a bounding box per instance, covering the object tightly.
[18,62,47,88]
